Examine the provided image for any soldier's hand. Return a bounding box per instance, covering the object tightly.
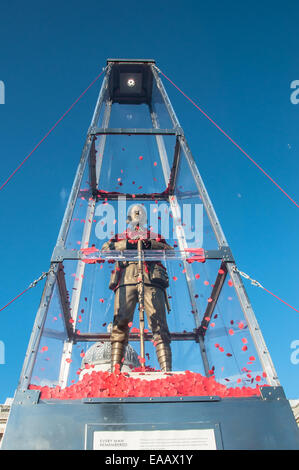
[101,241,112,251]
[150,240,174,250]
[127,239,138,249]
[102,239,128,251]
[142,239,151,249]
[113,239,129,251]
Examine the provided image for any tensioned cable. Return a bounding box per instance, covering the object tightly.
[0,268,53,312]
[262,287,299,313]
[156,67,299,209]
[232,266,299,313]
[0,67,106,192]
[0,287,31,312]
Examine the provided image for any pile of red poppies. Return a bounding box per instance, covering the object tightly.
[29,367,262,400]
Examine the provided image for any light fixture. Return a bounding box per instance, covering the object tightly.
[127,78,136,87]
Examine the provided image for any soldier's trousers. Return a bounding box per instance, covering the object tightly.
[111,284,171,347]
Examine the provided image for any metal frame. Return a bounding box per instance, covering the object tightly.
[18,59,279,394]
[50,248,233,263]
[90,127,177,135]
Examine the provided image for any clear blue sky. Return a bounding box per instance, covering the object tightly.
[0,0,298,401]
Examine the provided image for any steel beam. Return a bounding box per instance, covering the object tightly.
[74,331,197,343]
[90,127,177,136]
[197,262,228,338]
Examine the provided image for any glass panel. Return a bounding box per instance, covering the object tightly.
[173,195,217,250]
[97,135,176,194]
[95,87,110,128]
[174,145,219,250]
[204,269,267,388]
[30,282,66,388]
[65,194,213,254]
[108,103,153,128]
[90,198,176,249]
[64,155,90,251]
[151,79,174,129]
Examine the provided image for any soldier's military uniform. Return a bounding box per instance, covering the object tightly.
[102,228,173,372]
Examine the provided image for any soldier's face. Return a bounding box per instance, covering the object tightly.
[130,205,146,225]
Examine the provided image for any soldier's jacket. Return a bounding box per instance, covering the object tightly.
[101,230,174,291]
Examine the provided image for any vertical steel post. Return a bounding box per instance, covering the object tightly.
[137,239,146,368]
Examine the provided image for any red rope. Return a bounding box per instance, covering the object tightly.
[262,287,299,313]
[0,68,106,192]
[0,288,31,312]
[158,68,299,209]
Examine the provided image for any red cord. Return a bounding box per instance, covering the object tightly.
[262,287,299,313]
[0,288,31,312]
[158,69,299,209]
[0,68,106,192]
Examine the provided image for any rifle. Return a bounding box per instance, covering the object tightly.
[137,239,145,369]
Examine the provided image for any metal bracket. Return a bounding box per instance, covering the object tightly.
[51,246,80,262]
[14,389,40,405]
[204,247,234,262]
[259,386,286,401]
[107,58,156,65]
[89,127,177,136]
[220,246,234,262]
[82,395,222,404]
[174,126,184,137]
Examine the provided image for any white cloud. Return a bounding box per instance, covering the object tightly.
[59,187,68,203]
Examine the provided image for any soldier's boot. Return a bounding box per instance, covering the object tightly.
[156,342,172,372]
[111,341,125,373]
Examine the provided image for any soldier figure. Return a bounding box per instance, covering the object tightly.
[102,204,173,373]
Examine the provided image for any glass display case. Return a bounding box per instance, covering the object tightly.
[21,59,277,400]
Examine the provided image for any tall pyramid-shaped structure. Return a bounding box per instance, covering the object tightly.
[2,59,299,450]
